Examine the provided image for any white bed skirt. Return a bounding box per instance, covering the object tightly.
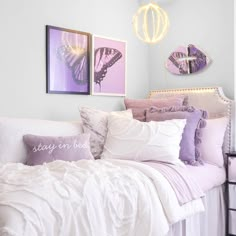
[167,185,225,236]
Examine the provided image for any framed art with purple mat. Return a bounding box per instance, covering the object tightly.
[46,25,91,94]
[92,35,126,96]
[166,44,210,75]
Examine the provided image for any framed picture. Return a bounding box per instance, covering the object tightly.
[46,25,90,94]
[92,35,126,96]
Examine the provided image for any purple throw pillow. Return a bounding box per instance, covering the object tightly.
[124,95,187,121]
[145,106,208,165]
[23,133,94,166]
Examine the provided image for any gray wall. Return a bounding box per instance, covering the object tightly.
[0,0,149,120]
[149,0,234,99]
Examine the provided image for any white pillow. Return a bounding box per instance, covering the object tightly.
[0,117,83,164]
[79,107,133,159]
[101,114,186,165]
[198,117,228,167]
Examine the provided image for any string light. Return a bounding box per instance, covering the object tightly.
[133,2,169,44]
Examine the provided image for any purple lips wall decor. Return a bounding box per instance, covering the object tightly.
[166,45,210,75]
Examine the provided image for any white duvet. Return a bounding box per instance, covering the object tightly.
[0,160,204,236]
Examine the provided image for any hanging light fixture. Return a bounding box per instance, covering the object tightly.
[133,2,169,44]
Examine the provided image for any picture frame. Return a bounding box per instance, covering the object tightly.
[46,25,91,95]
[92,35,126,96]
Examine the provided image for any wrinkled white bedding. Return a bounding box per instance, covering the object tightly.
[0,160,204,236]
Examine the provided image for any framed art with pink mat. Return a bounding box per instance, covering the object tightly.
[92,35,126,96]
[46,25,91,95]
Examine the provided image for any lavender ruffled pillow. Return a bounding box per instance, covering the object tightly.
[145,106,208,165]
[23,133,94,166]
[124,95,188,122]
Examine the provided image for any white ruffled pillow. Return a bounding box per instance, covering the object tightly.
[101,114,186,165]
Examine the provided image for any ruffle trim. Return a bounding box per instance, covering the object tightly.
[195,120,205,145]
[201,110,208,119]
[149,105,196,113]
[193,110,208,165]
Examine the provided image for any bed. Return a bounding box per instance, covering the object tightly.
[0,87,233,236]
[148,87,232,236]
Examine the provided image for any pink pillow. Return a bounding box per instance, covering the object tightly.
[23,133,94,166]
[124,95,188,121]
[198,117,228,167]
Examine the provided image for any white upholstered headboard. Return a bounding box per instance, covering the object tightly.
[148,87,233,153]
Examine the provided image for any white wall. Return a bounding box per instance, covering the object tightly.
[0,0,149,120]
[0,0,234,121]
[149,0,234,99]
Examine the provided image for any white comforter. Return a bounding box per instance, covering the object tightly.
[0,160,204,236]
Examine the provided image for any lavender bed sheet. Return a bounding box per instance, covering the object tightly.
[142,161,204,205]
[186,163,226,192]
[144,161,225,193]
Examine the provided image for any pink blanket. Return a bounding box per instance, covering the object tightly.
[143,161,204,205]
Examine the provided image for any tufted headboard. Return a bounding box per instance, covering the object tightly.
[148,87,234,153]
